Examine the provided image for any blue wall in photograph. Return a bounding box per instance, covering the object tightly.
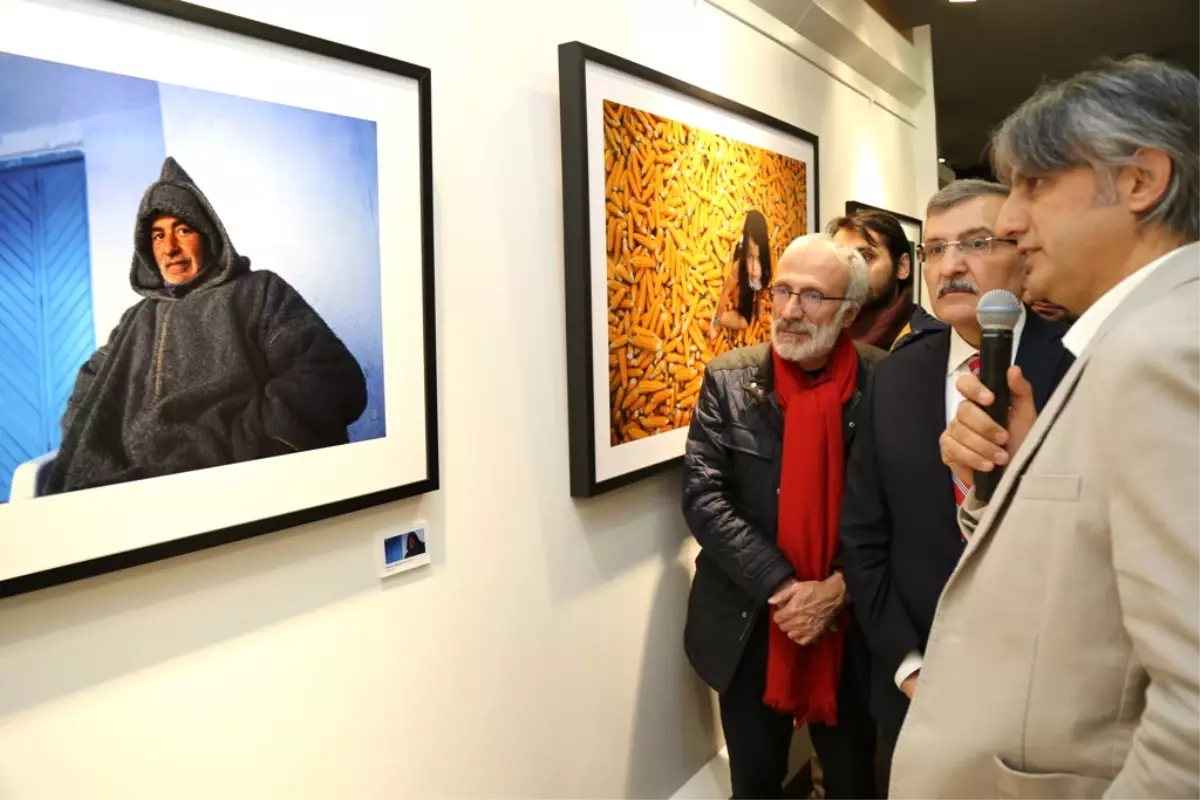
[384,534,407,565]
[157,85,385,443]
[0,156,95,502]
[0,52,168,347]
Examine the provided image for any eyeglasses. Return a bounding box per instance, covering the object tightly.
[917,236,1017,263]
[769,285,847,313]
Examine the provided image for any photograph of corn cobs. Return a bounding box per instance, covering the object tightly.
[602,99,809,446]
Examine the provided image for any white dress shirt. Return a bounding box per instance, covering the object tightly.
[894,305,1027,689]
[944,306,1027,427]
[1062,241,1198,357]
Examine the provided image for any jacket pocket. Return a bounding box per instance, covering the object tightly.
[693,553,744,609]
[993,756,1111,799]
[1016,474,1081,502]
[725,422,776,460]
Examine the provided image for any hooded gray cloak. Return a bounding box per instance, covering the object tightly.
[45,157,367,495]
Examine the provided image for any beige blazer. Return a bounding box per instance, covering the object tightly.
[890,248,1200,799]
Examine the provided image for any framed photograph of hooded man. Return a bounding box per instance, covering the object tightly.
[559,42,819,498]
[0,0,437,597]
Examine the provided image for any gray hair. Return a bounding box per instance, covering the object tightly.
[990,55,1199,241]
[781,232,870,309]
[926,179,1010,217]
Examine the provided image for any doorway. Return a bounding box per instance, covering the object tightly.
[0,154,95,501]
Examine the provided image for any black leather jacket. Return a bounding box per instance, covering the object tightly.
[681,341,885,694]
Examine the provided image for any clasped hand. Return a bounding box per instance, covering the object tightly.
[767,573,847,646]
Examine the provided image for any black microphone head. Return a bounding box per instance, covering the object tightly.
[977,289,1021,332]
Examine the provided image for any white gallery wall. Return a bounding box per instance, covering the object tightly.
[0,0,937,797]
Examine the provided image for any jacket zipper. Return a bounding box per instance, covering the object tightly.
[738,608,757,642]
[153,305,174,400]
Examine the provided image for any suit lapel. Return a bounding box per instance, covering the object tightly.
[910,331,961,526]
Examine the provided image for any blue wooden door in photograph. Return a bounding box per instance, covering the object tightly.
[0,156,94,502]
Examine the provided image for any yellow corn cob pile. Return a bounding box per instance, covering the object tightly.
[602,99,809,446]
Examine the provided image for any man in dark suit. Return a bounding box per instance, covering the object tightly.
[836,179,1074,785]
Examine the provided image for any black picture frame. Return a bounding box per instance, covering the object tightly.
[559,41,819,498]
[845,200,925,307]
[0,0,439,598]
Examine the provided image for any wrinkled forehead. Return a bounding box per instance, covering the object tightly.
[925,195,1004,240]
[775,247,847,292]
[150,214,187,233]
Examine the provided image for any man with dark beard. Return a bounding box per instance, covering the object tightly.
[45,156,367,495]
[828,210,918,350]
[837,179,1073,786]
[682,233,885,799]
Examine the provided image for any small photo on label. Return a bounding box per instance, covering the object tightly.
[381,526,429,577]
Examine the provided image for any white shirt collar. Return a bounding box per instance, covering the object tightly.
[947,304,1027,376]
[1062,242,1199,357]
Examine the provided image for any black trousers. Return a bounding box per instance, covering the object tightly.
[876,723,898,798]
[718,615,877,800]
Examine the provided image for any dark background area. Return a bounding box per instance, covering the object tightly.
[875,0,1200,179]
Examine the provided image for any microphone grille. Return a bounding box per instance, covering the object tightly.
[976,289,1022,331]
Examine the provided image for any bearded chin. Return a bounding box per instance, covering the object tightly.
[862,272,899,313]
[773,336,816,362]
[772,311,846,363]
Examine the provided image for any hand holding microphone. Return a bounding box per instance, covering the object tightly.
[939,290,1039,504]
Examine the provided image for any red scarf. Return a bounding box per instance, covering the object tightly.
[764,333,858,725]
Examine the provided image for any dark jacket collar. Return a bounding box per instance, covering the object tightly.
[908,306,1072,414]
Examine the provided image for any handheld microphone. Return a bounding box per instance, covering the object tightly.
[974,289,1022,503]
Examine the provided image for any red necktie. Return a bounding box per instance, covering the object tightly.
[952,355,982,521]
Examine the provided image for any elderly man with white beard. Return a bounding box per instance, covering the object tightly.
[681,233,886,799]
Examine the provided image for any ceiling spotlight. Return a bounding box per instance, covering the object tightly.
[938,157,946,163]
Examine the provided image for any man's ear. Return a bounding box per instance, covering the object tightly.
[896,252,912,282]
[1118,147,1173,216]
[841,305,860,328]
